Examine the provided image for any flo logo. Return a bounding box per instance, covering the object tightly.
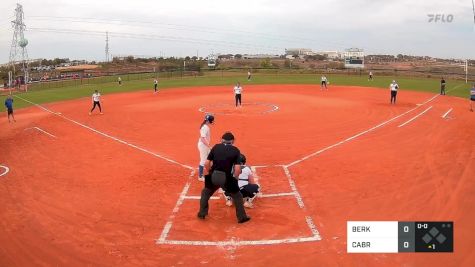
[427,14,454,23]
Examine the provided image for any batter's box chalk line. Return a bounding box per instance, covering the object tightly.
[157,165,321,246]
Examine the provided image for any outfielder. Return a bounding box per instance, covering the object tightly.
[470,84,475,112]
[321,75,328,90]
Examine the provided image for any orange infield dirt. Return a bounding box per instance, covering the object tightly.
[1,84,474,266]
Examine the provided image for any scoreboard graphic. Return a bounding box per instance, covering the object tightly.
[347,221,453,253]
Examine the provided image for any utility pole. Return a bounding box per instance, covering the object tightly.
[105,31,110,62]
[9,3,29,92]
[465,59,468,84]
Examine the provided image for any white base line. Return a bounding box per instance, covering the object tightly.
[250,166,260,185]
[183,192,295,200]
[442,108,453,119]
[287,94,440,167]
[14,95,192,170]
[157,170,195,243]
[24,126,57,138]
[0,165,9,177]
[398,106,433,128]
[184,196,219,200]
[157,235,320,246]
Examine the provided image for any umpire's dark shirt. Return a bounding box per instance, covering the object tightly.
[207,143,240,176]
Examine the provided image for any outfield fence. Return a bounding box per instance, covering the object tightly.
[14,65,475,91]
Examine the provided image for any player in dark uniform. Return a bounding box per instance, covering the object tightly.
[440,77,446,95]
[197,132,251,223]
[4,95,16,123]
[470,84,475,112]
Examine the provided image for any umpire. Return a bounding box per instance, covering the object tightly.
[197,132,251,223]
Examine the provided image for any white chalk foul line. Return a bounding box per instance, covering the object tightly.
[0,165,9,177]
[287,94,440,167]
[398,106,433,128]
[14,95,192,170]
[442,108,453,119]
[157,170,195,243]
[24,126,57,138]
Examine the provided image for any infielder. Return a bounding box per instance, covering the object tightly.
[89,90,103,115]
[390,80,399,104]
[234,82,243,107]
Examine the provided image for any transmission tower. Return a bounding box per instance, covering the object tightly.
[9,3,29,90]
[105,31,110,62]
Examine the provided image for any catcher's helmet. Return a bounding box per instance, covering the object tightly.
[238,154,246,165]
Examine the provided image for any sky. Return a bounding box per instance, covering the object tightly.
[0,0,474,64]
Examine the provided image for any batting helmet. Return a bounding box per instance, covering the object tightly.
[205,114,215,123]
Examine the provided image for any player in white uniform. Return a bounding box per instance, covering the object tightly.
[118,76,122,86]
[321,75,328,90]
[89,90,103,115]
[223,154,260,208]
[368,71,373,81]
[247,70,251,81]
[234,82,243,107]
[197,114,214,181]
[390,80,399,104]
[153,79,158,93]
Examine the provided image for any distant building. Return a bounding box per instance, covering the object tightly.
[316,51,343,59]
[285,48,315,57]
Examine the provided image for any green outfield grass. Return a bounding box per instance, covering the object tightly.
[6,72,472,109]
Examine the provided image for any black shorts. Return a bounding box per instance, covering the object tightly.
[391,91,398,97]
[240,184,260,198]
[7,108,13,115]
[205,171,240,193]
[321,81,327,85]
[471,97,475,101]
